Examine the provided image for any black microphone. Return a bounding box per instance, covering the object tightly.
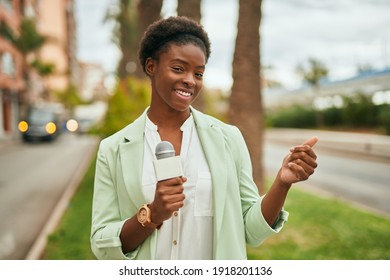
[153,141,183,181]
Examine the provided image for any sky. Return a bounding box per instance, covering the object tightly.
[75,0,390,91]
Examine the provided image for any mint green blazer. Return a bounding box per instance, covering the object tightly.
[90,107,288,260]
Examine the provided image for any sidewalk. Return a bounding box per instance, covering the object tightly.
[0,136,19,153]
[265,128,390,161]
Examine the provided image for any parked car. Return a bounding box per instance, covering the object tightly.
[18,105,63,142]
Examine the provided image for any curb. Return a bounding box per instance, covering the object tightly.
[25,136,99,260]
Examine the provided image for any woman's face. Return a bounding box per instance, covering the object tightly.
[147,43,206,113]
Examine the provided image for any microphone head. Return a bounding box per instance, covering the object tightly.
[155,141,175,160]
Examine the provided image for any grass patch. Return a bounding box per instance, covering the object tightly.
[41,156,97,260]
[42,158,390,260]
[247,188,390,259]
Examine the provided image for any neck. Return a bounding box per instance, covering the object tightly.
[147,106,191,130]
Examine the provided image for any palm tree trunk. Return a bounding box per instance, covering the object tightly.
[177,0,201,22]
[228,0,264,194]
[117,0,138,79]
[176,0,205,111]
[136,0,163,78]
[116,0,163,79]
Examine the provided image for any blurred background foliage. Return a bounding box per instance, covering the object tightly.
[91,77,151,138]
[266,94,390,135]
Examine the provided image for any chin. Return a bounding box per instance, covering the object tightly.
[171,103,192,112]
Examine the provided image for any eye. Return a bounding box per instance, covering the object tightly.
[195,72,204,79]
[172,66,184,72]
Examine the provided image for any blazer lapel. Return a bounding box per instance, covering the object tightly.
[118,110,148,207]
[192,108,228,238]
[118,108,158,259]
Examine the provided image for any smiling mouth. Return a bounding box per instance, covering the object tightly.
[175,89,192,97]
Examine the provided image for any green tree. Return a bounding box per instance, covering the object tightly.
[95,77,151,138]
[3,17,50,114]
[0,19,15,42]
[12,18,46,54]
[56,84,84,115]
[0,17,54,88]
[2,18,48,79]
[341,93,376,127]
[296,58,328,127]
[105,0,138,79]
[228,0,264,193]
[378,105,390,135]
[296,58,328,88]
[106,0,163,79]
[30,59,55,76]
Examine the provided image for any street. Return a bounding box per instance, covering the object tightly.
[0,133,98,260]
[264,130,390,218]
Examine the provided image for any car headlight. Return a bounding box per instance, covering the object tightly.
[45,122,57,134]
[66,119,78,132]
[18,121,28,132]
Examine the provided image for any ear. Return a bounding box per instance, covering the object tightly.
[145,57,155,76]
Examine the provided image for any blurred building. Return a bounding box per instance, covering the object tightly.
[36,0,77,97]
[0,0,77,139]
[264,67,390,110]
[76,62,108,101]
[0,0,24,138]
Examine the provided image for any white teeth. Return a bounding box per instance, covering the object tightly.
[176,90,191,97]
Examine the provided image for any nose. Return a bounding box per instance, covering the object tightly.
[183,73,196,87]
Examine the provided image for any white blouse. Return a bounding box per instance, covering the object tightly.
[142,115,213,259]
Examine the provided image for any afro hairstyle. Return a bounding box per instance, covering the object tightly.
[138,16,211,75]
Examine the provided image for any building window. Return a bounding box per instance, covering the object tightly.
[24,2,36,18]
[0,0,13,12]
[1,52,15,77]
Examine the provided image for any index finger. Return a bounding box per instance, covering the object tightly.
[160,176,187,186]
[302,136,318,148]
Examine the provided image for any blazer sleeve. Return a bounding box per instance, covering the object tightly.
[230,126,289,247]
[90,140,130,260]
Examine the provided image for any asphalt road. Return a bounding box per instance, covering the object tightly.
[264,130,390,218]
[0,133,98,260]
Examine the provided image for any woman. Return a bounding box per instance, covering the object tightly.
[90,16,318,260]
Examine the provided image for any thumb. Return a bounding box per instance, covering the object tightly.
[302,136,318,147]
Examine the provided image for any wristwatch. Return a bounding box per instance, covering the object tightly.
[137,204,162,229]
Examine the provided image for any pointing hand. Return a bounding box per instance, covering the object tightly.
[278,136,318,185]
